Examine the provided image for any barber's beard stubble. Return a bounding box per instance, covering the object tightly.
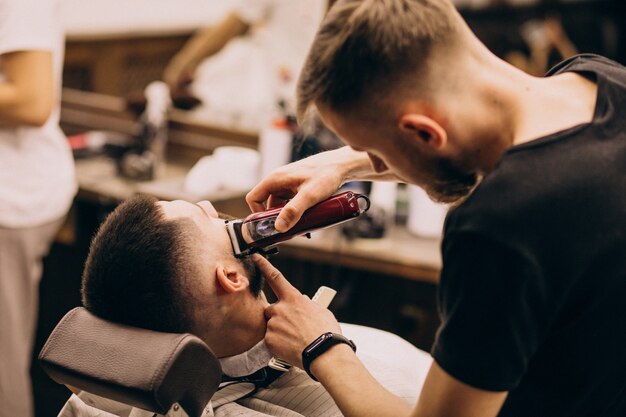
[426,157,479,203]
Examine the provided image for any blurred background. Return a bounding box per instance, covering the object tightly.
[21,0,625,415]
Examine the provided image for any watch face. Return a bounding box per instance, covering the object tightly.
[307,333,332,353]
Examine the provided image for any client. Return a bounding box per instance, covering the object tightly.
[58,195,431,417]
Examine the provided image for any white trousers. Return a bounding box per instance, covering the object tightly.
[0,218,64,417]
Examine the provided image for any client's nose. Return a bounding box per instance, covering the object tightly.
[197,201,218,218]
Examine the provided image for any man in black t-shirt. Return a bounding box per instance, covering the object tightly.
[241,1,626,417]
[434,55,626,417]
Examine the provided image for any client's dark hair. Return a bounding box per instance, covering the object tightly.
[81,194,195,334]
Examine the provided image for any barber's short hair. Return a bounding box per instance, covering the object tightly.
[81,195,195,334]
[297,0,460,124]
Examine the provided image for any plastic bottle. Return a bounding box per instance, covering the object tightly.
[406,185,449,239]
[139,81,171,179]
[258,117,293,180]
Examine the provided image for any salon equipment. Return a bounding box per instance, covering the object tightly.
[342,206,387,239]
[259,117,293,180]
[407,185,448,239]
[119,81,171,181]
[226,191,370,257]
[67,130,135,159]
[38,307,221,417]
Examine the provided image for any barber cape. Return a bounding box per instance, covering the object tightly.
[57,324,431,417]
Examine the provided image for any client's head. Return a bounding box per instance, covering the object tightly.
[81,194,268,357]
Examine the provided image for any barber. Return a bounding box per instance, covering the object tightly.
[246,1,626,417]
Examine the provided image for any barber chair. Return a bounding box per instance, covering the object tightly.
[38,307,222,417]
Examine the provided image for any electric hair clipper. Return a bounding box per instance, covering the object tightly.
[226,191,370,257]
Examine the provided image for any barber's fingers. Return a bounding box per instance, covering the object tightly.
[274,201,305,232]
[266,195,289,210]
[245,178,296,214]
[246,187,271,213]
[253,254,300,300]
[274,183,336,232]
[264,302,285,321]
[246,179,334,232]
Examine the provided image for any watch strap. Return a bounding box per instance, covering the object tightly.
[302,332,356,381]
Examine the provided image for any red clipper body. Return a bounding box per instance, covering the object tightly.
[226,191,370,257]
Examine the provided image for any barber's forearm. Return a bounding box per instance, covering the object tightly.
[332,146,402,184]
[310,344,413,417]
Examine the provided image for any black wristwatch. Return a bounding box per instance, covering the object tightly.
[302,332,357,381]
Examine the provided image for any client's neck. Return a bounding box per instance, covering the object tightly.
[207,295,269,358]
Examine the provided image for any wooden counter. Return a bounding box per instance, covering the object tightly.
[279,226,440,284]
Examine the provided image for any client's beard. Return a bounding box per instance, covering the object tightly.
[240,258,265,297]
[219,212,266,298]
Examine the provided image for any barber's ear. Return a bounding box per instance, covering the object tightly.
[398,114,447,150]
[215,265,249,294]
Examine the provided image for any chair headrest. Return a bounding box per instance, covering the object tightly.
[38,307,222,417]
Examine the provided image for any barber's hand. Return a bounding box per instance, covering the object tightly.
[246,149,352,233]
[254,255,341,368]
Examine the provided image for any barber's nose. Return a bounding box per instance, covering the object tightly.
[197,201,218,218]
[368,153,389,173]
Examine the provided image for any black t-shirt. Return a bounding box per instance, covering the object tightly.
[432,54,626,417]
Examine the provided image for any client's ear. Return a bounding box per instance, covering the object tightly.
[215,265,249,294]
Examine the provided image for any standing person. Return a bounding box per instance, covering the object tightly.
[0,0,76,416]
[245,1,626,417]
[163,0,327,130]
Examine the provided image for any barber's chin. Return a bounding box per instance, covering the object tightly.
[425,175,479,204]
